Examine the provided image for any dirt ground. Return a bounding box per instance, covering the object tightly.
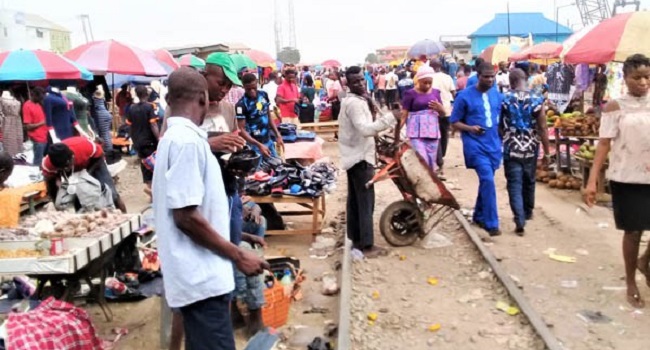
[88,148,342,349]
[87,134,650,349]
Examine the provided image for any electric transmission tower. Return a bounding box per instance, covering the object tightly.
[273,0,297,54]
[575,0,611,25]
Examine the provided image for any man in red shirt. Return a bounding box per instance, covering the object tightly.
[41,136,126,212]
[22,87,49,166]
[276,69,300,124]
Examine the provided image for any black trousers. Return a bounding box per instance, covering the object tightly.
[346,161,375,249]
[385,89,397,108]
[437,117,451,168]
[180,294,236,350]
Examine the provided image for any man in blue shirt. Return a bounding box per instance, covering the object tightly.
[235,73,283,159]
[500,68,550,235]
[451,62,503,236]
[466,57,485,88]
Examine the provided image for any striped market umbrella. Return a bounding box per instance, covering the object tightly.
[562,12,650,64]
[509,42,563,62]
[247,50,275,67]
[152,49,180,71]
[65,40,167,76]
[230,53,257,72]
[322,59,342,68]
[178,54,206,69]
[407,39,446,59]
[479,43,520,65]
[0,49,93,81]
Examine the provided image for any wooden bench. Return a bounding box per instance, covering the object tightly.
[249,195,326,236]
[300,121,339,135]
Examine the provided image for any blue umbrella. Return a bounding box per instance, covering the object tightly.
[407,40,447,59]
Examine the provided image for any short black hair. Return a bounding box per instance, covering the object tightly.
[167,67,208,106]
[623,54,650,76]
[284,69,297,77]
[269,72,278,81]
[477,62,494,76]
[47,143,74,169]
[242,73,257,85]
[474,57,485,69]
[0,151,13,183]
[304,75,314,87]
[303,66,309,71]
[31,86,45,101]
[135,86,149,100]
[509,68,526,87]
[345,66,363,82]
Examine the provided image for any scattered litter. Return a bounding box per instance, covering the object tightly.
[367,313,378,321]
[427,277,439,286]
[399,255,407,261]
[544,248,577,263]
[495,301,520,316]
[427,323,441,332]
[460,208,474,218]
[575,248,589,256]
[351,249,364,261]
[631,309,644,319]
[577,310,611,324]
[560,280,579,288]
[509,275,523,289]
[477,271,492,280]
[309,237,337,259]
[321,274,339,296]
[421,232,453,249]
[379,308,389,313]
[303,306,329,314]
[597,222,610,229]
[602,286,626,291]
[371,291,380,300]
[307,336,333,350]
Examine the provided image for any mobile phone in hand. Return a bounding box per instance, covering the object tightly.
[477,126,486,135]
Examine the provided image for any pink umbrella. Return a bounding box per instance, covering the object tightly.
[509,42,563,62]
[322,59,341,68]
[65,40,167,76]
[247,50,275,67]
[152,49,180,71]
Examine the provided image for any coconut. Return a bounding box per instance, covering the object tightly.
[549,180,559,188]
[543,177,550,183]
[557,181,566,189]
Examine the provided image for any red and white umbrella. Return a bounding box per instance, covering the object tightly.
[152,49,180,71]
[562,12,650,64]
[65,40,167,76]
[246,50,275,67]
[322,59,342,68]
[509,42,563,62]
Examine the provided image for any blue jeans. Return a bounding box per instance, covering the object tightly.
[180,294,236,350]
[234,200,265,310]
[228,194,243,246]
[504,157,537,228]
[32,142,47,167]
[472,159,499,231]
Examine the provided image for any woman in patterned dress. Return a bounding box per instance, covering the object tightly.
[0,90,24,157]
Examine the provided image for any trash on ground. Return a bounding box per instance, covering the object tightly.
[309,236,337,259]
[597,222,610,229]
[544,248,577,263]
[427,277,439,286]
[321,273,339,296]
[427,323,441,332]
[351,248,364,261]
[577,310,611,323]
[367,313,378,321]
[399,254,407,261]
[371,291,380,299]
[421,232,453,249]
[560,280,579,288]
[495,301,520,316]
[303,306,330,314]
[307,336,333,350]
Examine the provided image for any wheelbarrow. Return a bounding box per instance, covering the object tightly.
[366,130,460,246]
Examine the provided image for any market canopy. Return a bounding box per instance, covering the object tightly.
[0,49,93,81]
[479,43,520,65]
[177,54,206,70]
[562,12,650,64]
[65,40,167,76]
[509,42,563,62]
[247,50,275,67]
[407,39,446,59]
[152,49,180,72]
[322,59,341,68]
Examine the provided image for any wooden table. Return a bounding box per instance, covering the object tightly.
[250,195,326,236]
[300,121,339,135]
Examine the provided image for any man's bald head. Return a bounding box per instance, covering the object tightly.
[166,67,209,125]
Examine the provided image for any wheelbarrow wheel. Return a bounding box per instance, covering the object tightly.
[379,200,423,247]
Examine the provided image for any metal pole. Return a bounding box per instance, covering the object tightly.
[556,7,559,42]
[507,1,511,43]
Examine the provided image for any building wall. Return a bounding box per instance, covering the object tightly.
[0,11,70,52]
[471,34,571,56]
[49,30,71,53]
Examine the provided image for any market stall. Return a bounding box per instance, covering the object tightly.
[0,209,142,322]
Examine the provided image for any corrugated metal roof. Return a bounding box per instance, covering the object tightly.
[23,13,69,32]
[469,12,572,38]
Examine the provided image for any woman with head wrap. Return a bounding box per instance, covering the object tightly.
[399,65,446,170]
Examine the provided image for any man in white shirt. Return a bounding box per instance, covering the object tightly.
[153,67,268,350]
[430,60,457,174]
[262,72,282,124]
[385,68,399,108]
[339,66,400,258]
[496,61,510,93]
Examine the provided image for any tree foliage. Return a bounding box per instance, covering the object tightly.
[277,47,301,65]
[365,53,379,64]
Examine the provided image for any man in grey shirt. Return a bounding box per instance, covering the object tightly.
[338,66,400,258]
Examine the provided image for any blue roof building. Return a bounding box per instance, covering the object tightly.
[469,12,573,56]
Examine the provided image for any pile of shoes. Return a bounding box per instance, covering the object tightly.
[278,123,317,143]
[244,157,337,198]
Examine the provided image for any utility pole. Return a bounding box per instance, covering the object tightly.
[78,14,94,44]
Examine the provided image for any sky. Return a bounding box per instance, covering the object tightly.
[3,0,648,65]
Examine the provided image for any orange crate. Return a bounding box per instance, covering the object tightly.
[261,280,291,328]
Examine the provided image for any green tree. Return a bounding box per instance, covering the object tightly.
[277,47,301,65]
[365,53,379,64]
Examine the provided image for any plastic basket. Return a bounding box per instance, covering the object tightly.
[261,279,291,328]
